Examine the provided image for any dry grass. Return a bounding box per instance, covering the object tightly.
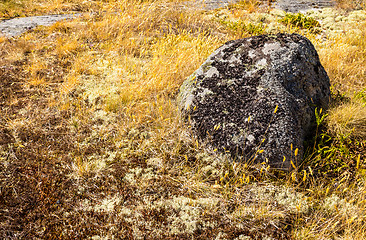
[335,0,366,10]
[318,20,366,93]
[0,0,103,19]
[328,97,366,139]
[0,0,366,239]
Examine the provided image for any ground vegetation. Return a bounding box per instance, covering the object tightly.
[0,0,366,239]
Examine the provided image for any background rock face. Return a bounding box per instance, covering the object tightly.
[178,33,330,169]
[0,14,80,37]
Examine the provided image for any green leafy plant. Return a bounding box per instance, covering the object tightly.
[354,88,366,103]
[279,12,320,31]
[219,19,266,35]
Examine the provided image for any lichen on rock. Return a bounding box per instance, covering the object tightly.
[178,33,330,169]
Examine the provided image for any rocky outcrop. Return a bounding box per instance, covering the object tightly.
[0,14,80,37]
[178,33,330,169]
[272,0,335,13]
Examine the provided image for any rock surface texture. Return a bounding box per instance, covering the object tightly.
[0,14,80,37]
[178,33,330,169]
[273,0,335,13]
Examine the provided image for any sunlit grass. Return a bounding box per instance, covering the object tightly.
[0,0,103,19]
[335,0,366,10]
[327,96,366,139]
[319,21,366,92]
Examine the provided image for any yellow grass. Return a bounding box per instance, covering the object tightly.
[0,0,366,239]
[328,97,366,138]
[335,0,366,10]
[318,21,366,92]
[0,0,102,19]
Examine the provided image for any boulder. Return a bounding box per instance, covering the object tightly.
[178,33,330,169]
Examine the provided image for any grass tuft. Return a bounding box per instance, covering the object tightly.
[279,12,321,32]
[327,92,366,139]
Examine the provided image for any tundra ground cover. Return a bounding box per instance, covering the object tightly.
[0,0,103,20]
[0,0,365,239]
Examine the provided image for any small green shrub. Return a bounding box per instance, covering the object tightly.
[279,13,320,31]
[354,88,366,103]
[219,19,266,35]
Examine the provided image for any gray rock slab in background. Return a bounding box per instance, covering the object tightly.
[0,14,80,37]
[273,0,335,13]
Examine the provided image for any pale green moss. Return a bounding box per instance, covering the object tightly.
[215,231,229,240]
[323,194,359,215]
[146,157,164,168]
[91,235,111,240]
[235,236,252,240]
[232,183,311,220]
[79,194,122,213]
[158,196,221,235]
[123,166,157,187]
[306,8,366,37]
[197,152,227,179]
